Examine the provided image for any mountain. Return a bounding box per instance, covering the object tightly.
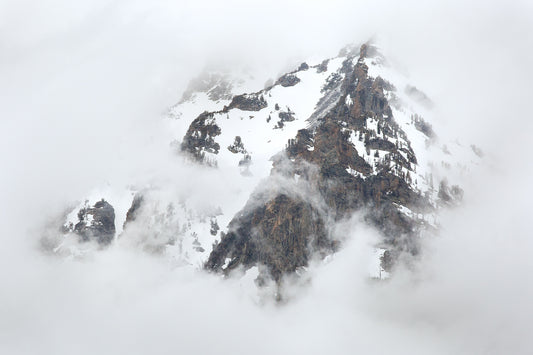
[52,42,481,285]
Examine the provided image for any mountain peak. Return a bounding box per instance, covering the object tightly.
[53,41,481,288]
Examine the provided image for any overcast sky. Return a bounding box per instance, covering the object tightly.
[1,1,533,354]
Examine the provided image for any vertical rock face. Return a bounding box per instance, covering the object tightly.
[206,193,335,281]
[73,199,116,245]
[124,194,143,227]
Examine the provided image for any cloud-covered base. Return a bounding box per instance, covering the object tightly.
[1,0,532,354]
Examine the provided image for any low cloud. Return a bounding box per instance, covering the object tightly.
[1,0,532,354]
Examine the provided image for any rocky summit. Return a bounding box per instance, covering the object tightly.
[54,42,481,284]
[202,44,463,281]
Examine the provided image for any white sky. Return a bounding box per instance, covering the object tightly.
[1,1,533,354]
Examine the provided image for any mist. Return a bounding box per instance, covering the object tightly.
[1,0,533,354]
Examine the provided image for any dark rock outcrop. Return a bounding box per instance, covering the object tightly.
[206,194,335,281]
[298,62,309,71]
[275,109,295,129]
[276,74,300,87]
[227,136,247,154]
[181,112,221,163]
[316,59,329,73]
[74,199,116,245]
[226,93,267,111]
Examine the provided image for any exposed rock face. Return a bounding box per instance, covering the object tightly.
[316,59,329,73]
[124,194,143,227]
[210,218,220,236]
[206,193,335,281]
[298,62,309,71]
[181,112,221,164]
[74,199,116,245]
[276,74,301,87]
[226,93,267,111]
[205,45,432,281]
[227,136,247,154]
[275,109,295,129]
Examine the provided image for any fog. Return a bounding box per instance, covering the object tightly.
[1,0,533,354]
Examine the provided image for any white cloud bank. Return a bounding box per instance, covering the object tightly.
[1,0,532,354]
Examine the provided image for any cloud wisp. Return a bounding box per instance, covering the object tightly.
[1,0,532,354]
